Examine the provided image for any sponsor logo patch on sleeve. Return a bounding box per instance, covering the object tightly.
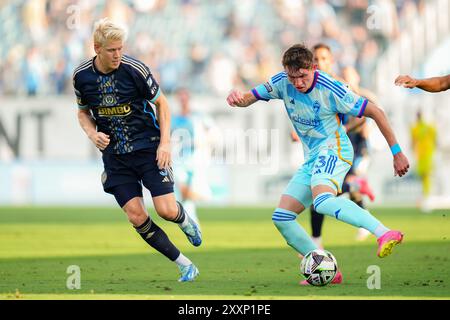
[264,82,273,93]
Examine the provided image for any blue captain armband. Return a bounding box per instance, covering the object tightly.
[390,144,402,156]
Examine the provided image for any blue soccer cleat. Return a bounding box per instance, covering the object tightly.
[179,216,202,247]
[178,264,200,282]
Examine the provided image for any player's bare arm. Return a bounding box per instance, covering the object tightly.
[226,89,257,108]
[154,93,172,169]
[362,102,409,177]
[77,108,110,150]
[395,74,450,92]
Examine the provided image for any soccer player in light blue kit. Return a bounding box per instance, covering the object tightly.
[227,44,409,284]
[171,88,216,225]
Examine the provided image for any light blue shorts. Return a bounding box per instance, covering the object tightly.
[283,146,353,208]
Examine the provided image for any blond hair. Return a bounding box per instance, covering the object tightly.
[93,18,127,46]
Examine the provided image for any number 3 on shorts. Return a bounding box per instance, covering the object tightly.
[314,155,338,175]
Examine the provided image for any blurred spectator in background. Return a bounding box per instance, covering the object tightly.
[410,110,437,212]
[312,43,345,82]
[24,47,42,96]
[0,0,427,97]
[208,52,238,96]
[22,0,48,43]
[171,88,217,224]
[369,0,400,50]
[342,65,377,241]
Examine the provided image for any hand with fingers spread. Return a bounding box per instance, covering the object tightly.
[393,152,409,177]
[89,132,110,151]
[156,141,172,170]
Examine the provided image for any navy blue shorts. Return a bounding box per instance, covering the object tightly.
[101,148,174,202]
[348,132,367,159]
[347,132,367,176]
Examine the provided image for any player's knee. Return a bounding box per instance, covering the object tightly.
[156,202,178,221]
[123,201,148,226]
[124,206,148,226]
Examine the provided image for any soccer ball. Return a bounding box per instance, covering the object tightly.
[300,249,338,286]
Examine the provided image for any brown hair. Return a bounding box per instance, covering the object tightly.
[282,44,314,71]
[312,43,331,53]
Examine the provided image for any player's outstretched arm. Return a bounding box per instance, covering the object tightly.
[77,109,110,150]
[434,75,450,92]
[395,74,450,92]
[154,93,172,169]
[362,102,409,177]
[226,89,257,108]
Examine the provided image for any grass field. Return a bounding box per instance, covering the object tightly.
[0,206,448,300]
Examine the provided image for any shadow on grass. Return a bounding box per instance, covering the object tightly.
[0,241,448,298]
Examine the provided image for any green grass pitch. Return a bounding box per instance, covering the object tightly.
[0,206,448,300]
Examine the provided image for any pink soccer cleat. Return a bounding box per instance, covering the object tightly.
[377,230,404,258]
[355,177,375,202]
[299,271,343,286]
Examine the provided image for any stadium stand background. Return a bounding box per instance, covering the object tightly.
[0,0,449,208]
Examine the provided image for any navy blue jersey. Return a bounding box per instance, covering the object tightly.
[73,55,161,154]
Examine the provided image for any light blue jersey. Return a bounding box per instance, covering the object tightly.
[171,112,215,200]
[252,70,368,164]
[252,70,369,203]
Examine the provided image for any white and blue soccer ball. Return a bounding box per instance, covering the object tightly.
[300,249,338,286]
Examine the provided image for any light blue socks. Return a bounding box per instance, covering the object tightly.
[272,208,318,256]
[313,193,389,238]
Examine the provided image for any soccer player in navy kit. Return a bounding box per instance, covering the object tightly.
[73,18,201,282]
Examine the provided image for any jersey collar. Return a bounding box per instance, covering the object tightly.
[92,56,119,75]
[304,71,319,94]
